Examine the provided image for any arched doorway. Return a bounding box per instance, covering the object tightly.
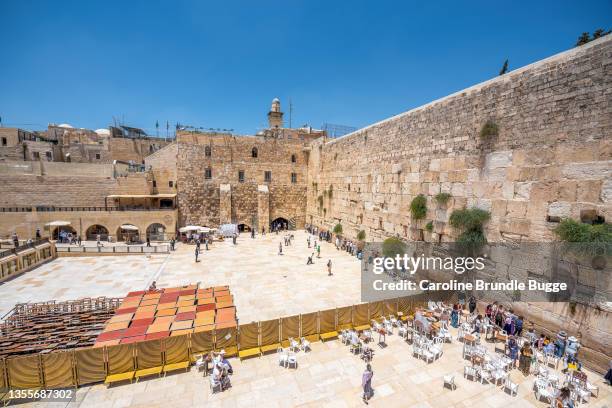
[85,224,109,241]
[116,225,140,243]
[52,226,77,242]
[237,223,251,232]
[146,223,166,241]
[270,217,289,232]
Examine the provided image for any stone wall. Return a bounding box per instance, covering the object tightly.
[145,143,178,195]
[305,36,612,372]
[176,131,312,229]
[306,36,611,243]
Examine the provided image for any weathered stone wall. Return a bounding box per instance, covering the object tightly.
[176,132,310,229]
[305,36,612,372]
[306,36,611,243]
[145,143,178,195]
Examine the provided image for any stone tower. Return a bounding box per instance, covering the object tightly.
[267,97,283,128]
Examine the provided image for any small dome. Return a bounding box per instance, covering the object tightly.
[58,123,73,128]
[95,128,110,135]
[272,97,280,103]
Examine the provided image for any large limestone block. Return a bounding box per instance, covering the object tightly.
[562,161,611,180]
[548,201,572,218]
[484,151,513,169]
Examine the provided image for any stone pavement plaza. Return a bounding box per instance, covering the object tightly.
[0,230,361,321]
[25,324,612,408]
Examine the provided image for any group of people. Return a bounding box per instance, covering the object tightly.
[195,350,233,392]
[334,236,362,258]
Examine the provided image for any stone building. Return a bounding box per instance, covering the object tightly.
[176,98,326,231]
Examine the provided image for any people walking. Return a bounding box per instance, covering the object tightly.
[146,237,151,247]
[327,259,332,276]
[278,242,283,255]
[195,247,199,262]
[307,254,314,265]
[317,244,321,258]
[362,363,374,403]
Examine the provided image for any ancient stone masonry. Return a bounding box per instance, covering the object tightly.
[306,36,611,244]
[176,131,312,229]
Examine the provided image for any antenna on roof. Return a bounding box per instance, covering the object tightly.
[289,98,293,129]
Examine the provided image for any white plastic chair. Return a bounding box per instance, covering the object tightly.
[286,352,298,369]
[477,367,492,384]
[535,383,554,403]
[210,375,222,393]
[300,337,311,352]
[464,365,477,381]
[504,377,518,396]
[443,374,456,390]
[277,347,288,367]
[289,337,299,352]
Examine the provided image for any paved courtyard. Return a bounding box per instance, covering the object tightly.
[0,230,362,322]
[19,323,612,408]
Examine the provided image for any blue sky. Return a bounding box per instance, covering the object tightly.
[1,1,610,135]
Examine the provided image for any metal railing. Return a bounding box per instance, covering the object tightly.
[0,238,50,259]
[56,243,170,254]
[0,206,176,213]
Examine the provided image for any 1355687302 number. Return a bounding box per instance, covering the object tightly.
[7,388,75,402]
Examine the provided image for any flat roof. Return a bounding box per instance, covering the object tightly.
[106,194,176,199]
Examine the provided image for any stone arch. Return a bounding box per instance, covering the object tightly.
[85,224,109,241]
[251,147,258,158]
[116,224,141,243]
[146,223,167,241]
[52,225,77,241]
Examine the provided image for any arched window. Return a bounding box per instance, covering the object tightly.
[252,147,258,158]
[205,145,211,157]
[291,154,296,163]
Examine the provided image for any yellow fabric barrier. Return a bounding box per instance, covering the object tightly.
[301,312,318,337]
[215,327,237,356]
[136,339,163,370]
[7,355,42,389]
[42,351,75,388]
[384,299,397,316]
[398,297,412,314]
[107,344,135,375]
[353,303,369,325]
[190,330,214,355]
[75,347,106,385]
[163,335,189,365]
[319,309,336,333]
[0,358,7,391]
[260,319,280,347]
[238,323,259,350]
[337,306,353,329]
[281,315,300,342]
[369,301,384,320]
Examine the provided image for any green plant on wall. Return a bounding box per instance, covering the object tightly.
[410,194,427,220]
[434,192,452,205]
[480,120,499,139]
[554,218,612,259]
[425,221,433,232]
[382,237,407,258]
[357,230,366,241]
[328,184,333,198]
[317,195,324,207]
[449,207,491,253]
[333,223,343,235]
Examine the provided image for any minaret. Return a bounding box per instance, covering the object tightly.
[267,98,283,128]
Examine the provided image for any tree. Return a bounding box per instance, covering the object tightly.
[499,59,509,76]
[576,29,611,47]
[576,32,591,46]
[333,223,343,235]
[357,230,366,241]
[593,28,611,39]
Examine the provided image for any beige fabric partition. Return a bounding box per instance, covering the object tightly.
[136,339,163,369]
[384,299,398,316]
[7,355,42,389]
[353,303,369,325]
[107,344,135,375]
[260,319,280,346]
[215,327,237,355]
[190,330,214,355]
[337,306,353,329]
[42,351,75,388]
[74,347,106,385]
[0,359,6,391]
[369,301,384,320]
[163,336,189,364]
[301,312,318,338]
[319,309,336,333]
[238,322,259,350]
[398,297,412,315]
[281,315,300,342]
